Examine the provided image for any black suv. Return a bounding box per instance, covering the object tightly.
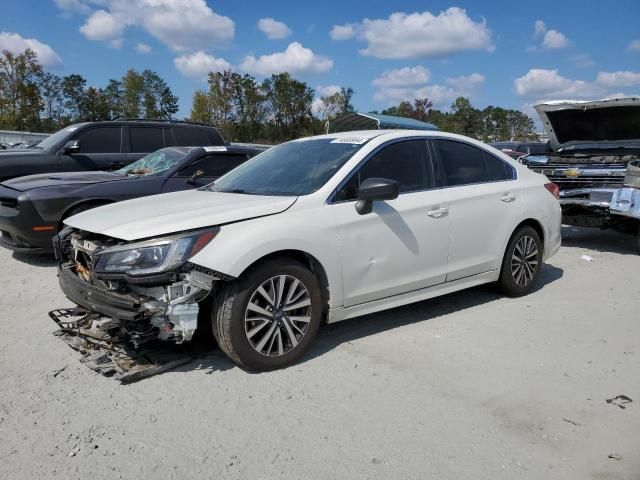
[0,120,225,181]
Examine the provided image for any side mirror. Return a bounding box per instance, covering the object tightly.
[188,169,205,184]
[355,177,399,215]
[63,140,80,154]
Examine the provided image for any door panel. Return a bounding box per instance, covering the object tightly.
[445,181,522,281]
[331,190,450,307]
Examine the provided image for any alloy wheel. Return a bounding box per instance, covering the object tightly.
[511,235,539,288]
[244,275,312,357]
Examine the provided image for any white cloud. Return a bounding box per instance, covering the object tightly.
[372,67,484,108]
[542,30,569,49]
[533,20,546,37]
[329,23,357,41]
[628,39,640,52]
[79,9,124,43]
[596,70,640,88]
[64,0,234,52]
[446,73,485,90]
[514,69,603,98]
[54,0,91,14]
[135,42,151,54]
[258,18,291,39]
[532,20,570,50]
[0,32,62,66]
[311,85,343,115]
[316,85,341,97]
[372,66,431,88]
[240,42,333,75]
[336,8,493,59]
[174,51,231,80]
[572,54,595,68]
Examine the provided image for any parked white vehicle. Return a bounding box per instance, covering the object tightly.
[55,130,561,371]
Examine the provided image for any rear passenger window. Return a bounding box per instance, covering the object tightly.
[335,140,432,202]
[484,152,512,181]
[435,140,514,186]
[174,127,210,146]
[178,154,248,178]
[75,127,121,153]
[130,127,164,153]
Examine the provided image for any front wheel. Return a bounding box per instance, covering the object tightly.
[497,226,542,297]
[212,258,323,371]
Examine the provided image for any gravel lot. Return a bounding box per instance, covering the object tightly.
[1,227,638,480]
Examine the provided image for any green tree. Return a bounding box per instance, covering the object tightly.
[122,69,144,118]
[0,48,44,130]
[190,89,212,124]
[263,73,314,141]
[142,69,178,119]
[84,87,110,121]
[39,72,63,131]
[104,79,124,119]
[62,74,87,122]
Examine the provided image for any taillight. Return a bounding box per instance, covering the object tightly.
[544,182,560,200]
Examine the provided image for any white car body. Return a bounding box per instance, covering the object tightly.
[66,130,561,324]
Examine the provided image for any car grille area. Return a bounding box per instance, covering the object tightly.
[532,163,627,190]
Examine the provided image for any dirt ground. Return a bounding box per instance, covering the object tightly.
[0,226,638,480]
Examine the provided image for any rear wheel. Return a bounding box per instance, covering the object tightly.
[497,226,542,297]
[212,258,323,371]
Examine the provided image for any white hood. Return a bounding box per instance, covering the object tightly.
[535,96,640,151]
[64,190,297,241]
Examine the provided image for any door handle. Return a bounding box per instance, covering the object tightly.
[501,193,517,203]
[427,207,448,218]
[109,162,125,170]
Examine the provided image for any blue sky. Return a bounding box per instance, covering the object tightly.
[2,0,640,120]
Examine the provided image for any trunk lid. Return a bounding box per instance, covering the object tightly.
[64,190,297,241]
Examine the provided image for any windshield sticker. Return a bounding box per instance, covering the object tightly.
[203,146,227,152]
[330,137,369,145]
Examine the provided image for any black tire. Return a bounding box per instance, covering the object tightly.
[211,258,323,371]
[497,226,542,297]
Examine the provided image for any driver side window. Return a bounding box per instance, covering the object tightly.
[334,140,433,202]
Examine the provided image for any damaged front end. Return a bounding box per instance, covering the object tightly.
[51,226,227,380]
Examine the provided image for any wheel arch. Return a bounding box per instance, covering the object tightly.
[509,218,546,257]
[235,249,331,320]
[59,199,114,228]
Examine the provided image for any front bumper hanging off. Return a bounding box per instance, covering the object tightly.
[49,307,194,383]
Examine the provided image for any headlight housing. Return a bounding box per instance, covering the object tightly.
[94,228,219,276]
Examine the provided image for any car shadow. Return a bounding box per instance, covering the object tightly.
[304,263,564,364]
[561,226,638,255]
[169,263,563,377]
[12,251,57,267]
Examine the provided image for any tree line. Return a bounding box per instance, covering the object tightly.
[377,97,536,142]
[0,48,536,143]
[0,49,178,133]
[190,70,354,143]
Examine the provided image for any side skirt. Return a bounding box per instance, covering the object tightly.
[327,270,500,323]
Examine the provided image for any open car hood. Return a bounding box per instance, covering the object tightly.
[535,97,640,151]
[64,190,297,241]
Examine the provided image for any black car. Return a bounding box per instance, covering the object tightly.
[0,145,265,253]
[0,120,225,181]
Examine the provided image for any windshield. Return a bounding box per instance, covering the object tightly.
[211,138,367,196]
[33,124,86,150]
[117,148,188,176]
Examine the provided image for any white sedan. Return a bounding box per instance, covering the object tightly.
[57,130,562,371]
